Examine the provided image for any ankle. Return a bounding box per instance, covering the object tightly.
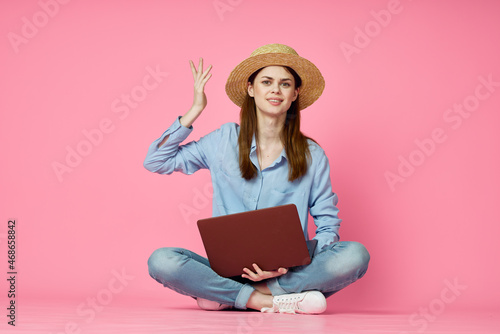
[246,290,273,311]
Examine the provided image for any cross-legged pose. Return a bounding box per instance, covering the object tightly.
[144,44,370,314]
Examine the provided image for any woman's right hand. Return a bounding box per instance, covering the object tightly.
[179,58,212,128]
[190,57,212,113]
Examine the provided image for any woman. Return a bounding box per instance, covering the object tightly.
[144,44,370,314]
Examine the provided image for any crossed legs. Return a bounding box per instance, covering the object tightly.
[147,241,370,311]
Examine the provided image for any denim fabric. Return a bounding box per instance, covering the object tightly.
[148,241,369,310]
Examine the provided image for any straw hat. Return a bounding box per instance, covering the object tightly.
[225,44,325,111]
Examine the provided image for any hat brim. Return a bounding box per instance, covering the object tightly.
[225,53,325,111]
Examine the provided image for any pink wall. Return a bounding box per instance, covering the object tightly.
[1,0,499,314]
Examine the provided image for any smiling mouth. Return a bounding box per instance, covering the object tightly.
[267,99,283,105]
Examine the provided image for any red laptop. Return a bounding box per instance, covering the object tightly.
[197,204,317,278]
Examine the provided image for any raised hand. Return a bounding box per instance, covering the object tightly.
[190,57,212,113]
[179,58,212,128]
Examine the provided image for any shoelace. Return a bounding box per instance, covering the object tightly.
[274,294,304,314]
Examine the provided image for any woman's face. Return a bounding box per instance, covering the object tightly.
[247,66,299,119]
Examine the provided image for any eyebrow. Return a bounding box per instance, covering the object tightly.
[261,76,292,81]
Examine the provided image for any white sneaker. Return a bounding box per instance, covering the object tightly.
[261,291,327,314]
[197,297,232,311]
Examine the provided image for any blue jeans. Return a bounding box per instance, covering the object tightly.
[147,241,370,310]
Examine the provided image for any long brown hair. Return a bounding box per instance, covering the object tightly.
[238,66,313,182]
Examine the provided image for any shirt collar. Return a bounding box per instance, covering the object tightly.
[250,134,257,152]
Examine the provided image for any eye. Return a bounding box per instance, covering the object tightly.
[281,82,291,87]
[262,80,271,85]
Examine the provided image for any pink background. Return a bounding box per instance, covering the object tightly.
[1,0,499,317]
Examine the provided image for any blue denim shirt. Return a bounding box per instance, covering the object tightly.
[143,117,341,250]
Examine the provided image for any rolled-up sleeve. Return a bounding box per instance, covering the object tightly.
[309,152,342,250]
[143,117,209,175]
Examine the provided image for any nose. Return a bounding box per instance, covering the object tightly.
[270,82,281,94]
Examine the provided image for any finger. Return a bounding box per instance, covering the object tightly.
[241,274,256,281]
[202,64,213,76]
[278,267,288,274]
[252,263,264,276]
[243,267,257,277]
[198,67,212,85]
[242,267,258,281]
[197,73,212,92]
[201,72,212,85]
[189,60,197,78]
[198,64,212,85]
[197,57,203,77]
